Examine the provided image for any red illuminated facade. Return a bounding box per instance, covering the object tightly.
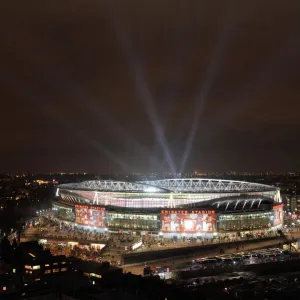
[161,210,216,233]
[75,205,106,228]
[54,179,283,236]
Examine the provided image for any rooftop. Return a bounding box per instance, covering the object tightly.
[58,178,277,194]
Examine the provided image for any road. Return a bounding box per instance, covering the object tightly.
[123,235,300,275]
[21,225,300,276]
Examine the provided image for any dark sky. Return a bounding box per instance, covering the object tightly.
[1,1,300,173]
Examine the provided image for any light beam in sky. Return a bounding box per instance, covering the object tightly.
[111,0,177,174]
[180,5,236,173]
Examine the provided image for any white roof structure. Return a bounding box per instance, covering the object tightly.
[57,179,280,209]
[58,178,276,193]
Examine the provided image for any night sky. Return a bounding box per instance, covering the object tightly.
[1,1,300,173]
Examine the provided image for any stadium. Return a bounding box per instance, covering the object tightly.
[53,178,283,238]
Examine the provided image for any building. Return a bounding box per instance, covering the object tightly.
[0,274,15,296]
[73,260,122,282]
[13,241,70,285]
[53,178,283,238]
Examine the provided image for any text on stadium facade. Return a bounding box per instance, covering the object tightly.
[75,204,105,211]
[273,203,283,210]
[161,210,215,214]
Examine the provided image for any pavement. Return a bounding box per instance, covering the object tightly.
[21,226,300,276]
[122,235,298,275]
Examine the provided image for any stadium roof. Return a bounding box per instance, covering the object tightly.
[58,180,168,193]
[58,178,277,194]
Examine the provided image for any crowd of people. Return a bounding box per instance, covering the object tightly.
[36,214,110,243]
[18,212,286,267]
[135,230,281,253]
[43,243,118,264]
[25,214,141,265]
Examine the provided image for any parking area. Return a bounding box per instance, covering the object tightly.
[190,247,295,270]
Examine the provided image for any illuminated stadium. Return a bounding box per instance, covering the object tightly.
[53,179,283,237]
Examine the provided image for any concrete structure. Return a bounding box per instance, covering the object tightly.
[54,179,283,238]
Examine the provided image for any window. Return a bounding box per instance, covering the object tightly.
[53,263,58,266]
[25,265,32,270]
[32,265,40,270]
[85,272,102,278]
[53,269,59,273]
[35,278,40,281]
[91,273,101,279]
[61,261,66,265]
[218,211,273,231]
[45,264,50,267]
[13,269,16,273]
[107,212,158,231]
[45,270,51,274]
[61,268,67,272]
[3,287,7,291]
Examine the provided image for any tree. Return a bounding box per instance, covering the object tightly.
[12,237,18,249]
[0,236,13,262]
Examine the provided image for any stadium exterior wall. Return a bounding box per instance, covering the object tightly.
[53,179,283,238]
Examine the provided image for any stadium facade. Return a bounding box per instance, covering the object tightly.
[53,179,283,237]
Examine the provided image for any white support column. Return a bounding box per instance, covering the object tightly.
[93,192,99,205]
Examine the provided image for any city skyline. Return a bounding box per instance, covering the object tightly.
[1,0,300,173]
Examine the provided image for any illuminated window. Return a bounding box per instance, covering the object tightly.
[45,270,51,274]
[61,262,66,265]
[61,268,67,272]
[35,278,40,281]
[32,265,40,270]
[25,265,32,270]
[45,264,50,267]
[13,268,16,273]
[3,287,6,291]
[85,273,102,278]
[53,263,58,266]
[53,269,59,273]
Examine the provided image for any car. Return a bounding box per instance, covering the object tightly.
[242,255,251,265]
[279,250,291,260]
[234,253,244,258]
[194,258,206,264]
[190,264,203,271]
[249,254,260,264]
[201,259,219,268]
[263,253,277,263]
[232,257,243,265]
[210,257,223,266]
[221,258,234,266]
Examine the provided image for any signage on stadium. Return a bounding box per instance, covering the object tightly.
[161,209,215,214]
[75,205,106,228]
[160,210,217,233]
[273,203,283,210]
[273,203,283,227]
[75,204,105,211]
